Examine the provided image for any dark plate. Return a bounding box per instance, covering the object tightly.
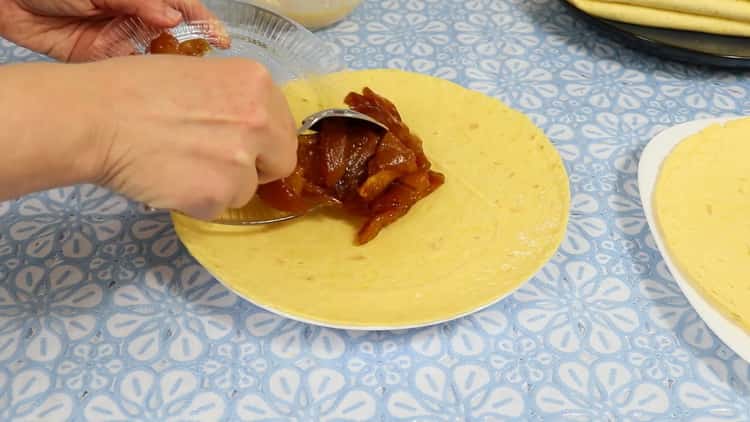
[561,0,750,68]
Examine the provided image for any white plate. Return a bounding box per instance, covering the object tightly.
[638,116,750,362]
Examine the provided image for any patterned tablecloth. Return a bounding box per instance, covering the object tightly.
[1,0,750,420]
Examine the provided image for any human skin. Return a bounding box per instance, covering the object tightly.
[0,0,298,220]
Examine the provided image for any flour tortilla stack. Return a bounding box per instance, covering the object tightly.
[568,0,750,36]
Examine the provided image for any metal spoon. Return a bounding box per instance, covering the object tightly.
[207,109,388,226]
[298,108,388,134]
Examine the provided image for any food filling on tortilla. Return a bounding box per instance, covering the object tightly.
[258,88,446,244]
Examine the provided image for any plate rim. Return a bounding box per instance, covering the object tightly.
[638,116,750,363]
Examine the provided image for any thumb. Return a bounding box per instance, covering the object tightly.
[164,0,216,21]
[94,0,183,27]
[163,0,228,45]
[94,0,228,47]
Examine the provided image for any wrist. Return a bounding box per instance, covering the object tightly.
[60,62,117,186]
[39,62,106,186]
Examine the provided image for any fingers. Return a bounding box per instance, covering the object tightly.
[256,153,296,184]
[145,0,230,48]
[255,86,298,183]
[97,0,227,47]
[165,0,231,48]
[256,120,298,183]
[96,0,182,26]
[229,163,259,208]
[177,167,256,220]
[164,0,216,21]
[180,201,224,221]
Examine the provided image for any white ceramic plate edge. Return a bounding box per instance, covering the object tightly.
[638,116,750,363]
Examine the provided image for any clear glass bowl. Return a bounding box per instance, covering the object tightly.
[249,0,363,30]
[89,0,343,86]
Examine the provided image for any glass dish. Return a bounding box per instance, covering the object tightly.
[89,0,343,84]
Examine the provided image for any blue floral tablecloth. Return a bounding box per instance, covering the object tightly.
[2,0,750,420]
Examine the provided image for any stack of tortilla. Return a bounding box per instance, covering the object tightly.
[567,0,750,36]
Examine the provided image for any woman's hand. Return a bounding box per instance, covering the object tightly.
[0,0,215,61]
[0,55,298,220]
[87,55,299,220]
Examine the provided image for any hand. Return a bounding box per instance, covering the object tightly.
[79,55,298,220]
[0,0,215,62]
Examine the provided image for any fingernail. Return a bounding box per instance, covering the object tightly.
[166,7,182,22]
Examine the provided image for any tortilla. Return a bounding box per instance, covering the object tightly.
[654,117,750,332]
[172,69,570,328]
[568,0,750,37]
